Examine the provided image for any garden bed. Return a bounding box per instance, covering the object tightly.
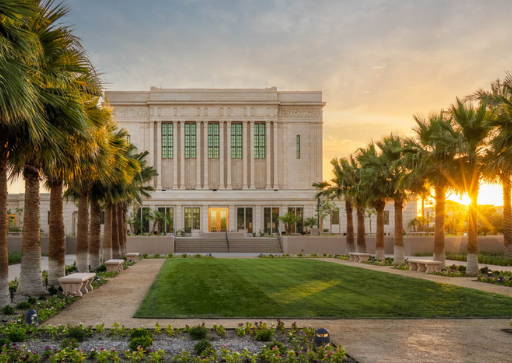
[0,321,353,362]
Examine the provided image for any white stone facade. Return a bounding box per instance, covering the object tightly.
[7,87,418,236]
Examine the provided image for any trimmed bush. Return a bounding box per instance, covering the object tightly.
[189,326,208,340]
[255,328,273,341]
[129,335,153,351]
[194,339,212,355]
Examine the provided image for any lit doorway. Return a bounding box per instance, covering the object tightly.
[208,207,229,232]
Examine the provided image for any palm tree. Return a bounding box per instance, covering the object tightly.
[356,144,388,260]
[330,158,358,252]
[450,99,493,275]
[474,76,512,256]
[0,0,42,305]
[408,112,458,265]
[17,0,93,295]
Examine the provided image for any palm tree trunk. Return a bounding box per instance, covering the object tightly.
[375,202,385,260]
[76,194,89,272]
[393,197,405,264]
[18,165,46,296]
[112,204,120,258]
[434,185,446,265]
[466,187,479,276]
[356,207,366,252]
[88,198,101,270]
[503,176,512,257]
[102,205,113,261]
[345,200,355,252]
[0,155,10,305]
[48,181,65,287]
[117,205,125,257]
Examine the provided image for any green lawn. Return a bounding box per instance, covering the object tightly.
[135,258,512,318]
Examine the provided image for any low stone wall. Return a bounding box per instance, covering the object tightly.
[8,235,76,255]
[282,234,505,256]
[126,236,174,254]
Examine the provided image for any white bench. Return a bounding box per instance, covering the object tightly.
[58,273,96,297]
[348,252,371,263]
[105,259,124,273]
[126,252,140,263]
[407,259,443,273]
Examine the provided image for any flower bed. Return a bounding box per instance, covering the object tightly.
[363,256,394,266]
[431,264,467,277]
[0,321,353,362]
[477,267,512,286]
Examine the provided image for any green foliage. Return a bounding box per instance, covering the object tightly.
[49,347,87,362]
[60,337,80,350]
[5,325,27,342]
[254,328,273,341]
[188,325,208,340]
[212,324,226,337]
[15,301,31,310]
[128,335,153,351]
[130,328,152,339]
[447,252,512,266]
[193,339,213,356]
[66,325,92,342]
[8,252,21,265]
[1,305,15,315]
[95,349,120,363]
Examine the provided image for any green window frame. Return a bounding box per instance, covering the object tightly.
[184,123,196,159]
[208,123,220,159]
[231,123,243,159]
[254,123,266,159]
[161,123,173,158]
[296,134,301,159]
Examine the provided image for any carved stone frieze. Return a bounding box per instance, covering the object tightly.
[278,106,322,121]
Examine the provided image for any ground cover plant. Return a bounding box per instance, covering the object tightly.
[136,258,512,318]
[477,267,512,287]
[445,252,512,266]
[0,321,350,362]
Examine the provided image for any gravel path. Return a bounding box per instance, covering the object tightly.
[44,258,512,363]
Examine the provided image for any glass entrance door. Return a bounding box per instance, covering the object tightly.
[264,207,279,234]
[208,208,229,232]
[237,207,253,233]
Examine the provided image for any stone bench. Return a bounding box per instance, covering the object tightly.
[348,252,371,263]
[407,259,443,273]
[126,252,141,263]
[105,259,125,273]
[58,273,96,297]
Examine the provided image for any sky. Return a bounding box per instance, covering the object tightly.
[9,0,512,205]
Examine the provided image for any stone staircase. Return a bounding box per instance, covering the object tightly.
[174,236,282,253]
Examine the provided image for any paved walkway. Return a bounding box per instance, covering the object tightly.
[45,258,512,362]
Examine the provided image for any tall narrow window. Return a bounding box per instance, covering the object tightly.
[184,123,196,158]
[331,208,340,225]
[161,123,173,158]
[208,123,220,159]
[296,135,301,159]
[231,123,243,159]
[254,123,266,159]
[184,207,200,233]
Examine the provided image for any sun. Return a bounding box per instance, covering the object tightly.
[446,183,503,206]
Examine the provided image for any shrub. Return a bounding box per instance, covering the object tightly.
[60,337,79,350]
[0,337,10,347]
[189,325,208,340]
[129,335,153,351]
[95,264,107,273]
[1,305,15,315]
[16,301,31,310]
[130,328,152,339]
[8,252,21,265]
[66,325,91,342]
[6,326,27,342]
[167,253,173,258]
[49,347,87,362]
[213,324,226,337]
[194,339,213,356]
[255,328,273,341]
[27,297,37,305]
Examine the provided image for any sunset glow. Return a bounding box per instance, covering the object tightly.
[446,183,503,206]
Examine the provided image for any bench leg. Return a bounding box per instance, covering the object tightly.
[418,264,427,273]
[409,262,417,271]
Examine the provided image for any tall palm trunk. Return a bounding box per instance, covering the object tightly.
[117,205,125,257]
[102,205,113,261]
[434,185,446,265]
[18,165,46,296]
[48,180,65,287]
[466,186,479,276]
[503,175,512,257]
[88,198,101,270]
[356,207,366,252]
[393,197,405,264]
[0,155,10,305]
[76,194,89,272]
[123,209,128,254]
[112,203,120,258]
[345,200,355,252]
[375,202,385,260]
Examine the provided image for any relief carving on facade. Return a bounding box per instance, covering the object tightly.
[114,107,148,120]
[278,106,321,121]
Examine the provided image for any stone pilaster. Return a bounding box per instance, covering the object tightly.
[226,121,232,189]
[242,121,248,189]
[196,121,201,189]
[203,122,209,189]
[219,122,225,189]
[265,121,271,189]
[172,121,178,189]
[249,121,255,189]
[156,121,162,190]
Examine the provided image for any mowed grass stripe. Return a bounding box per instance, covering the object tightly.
[134,258,512,318]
